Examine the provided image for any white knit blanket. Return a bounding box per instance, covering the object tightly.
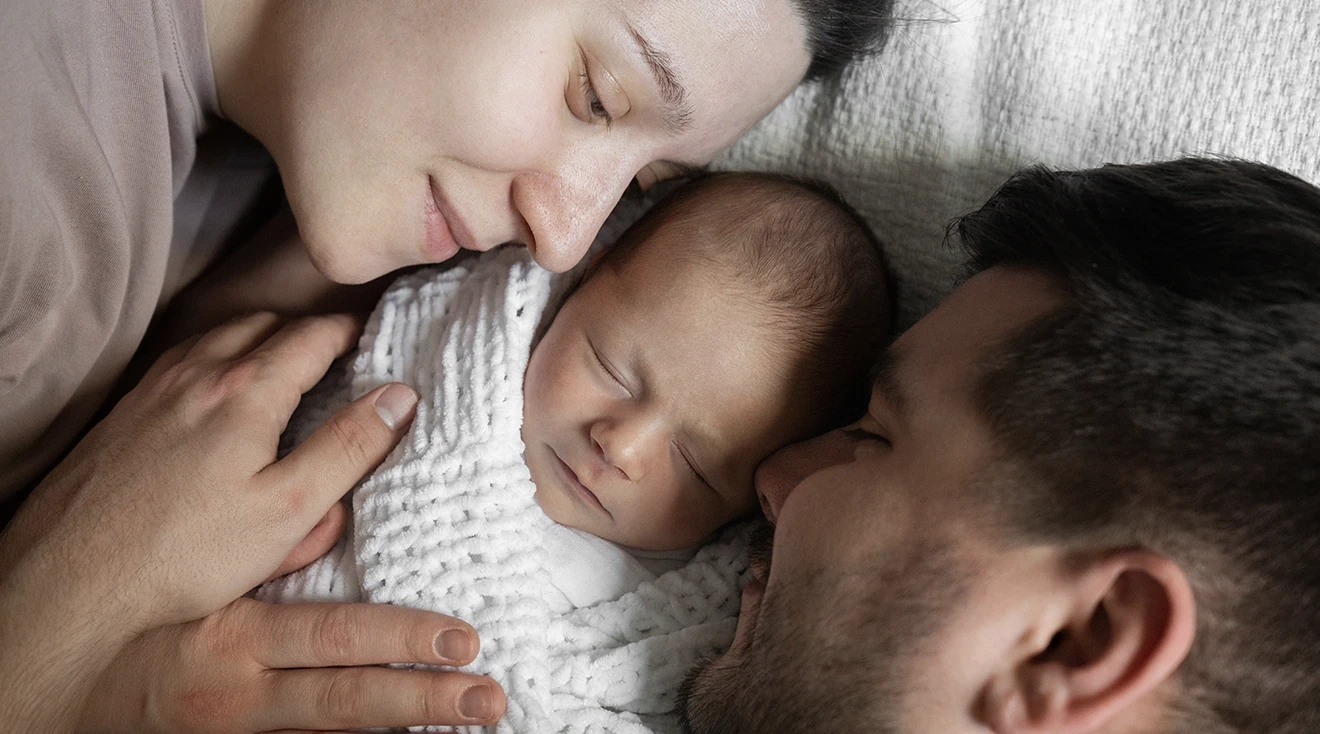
[263,246,749,734]
[714,0,1320,326]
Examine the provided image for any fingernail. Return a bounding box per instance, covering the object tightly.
[374,384,418,431]
[436,628,474,663]
[459,685,493,721]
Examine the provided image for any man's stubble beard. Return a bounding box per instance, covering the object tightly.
[677,527,966,734]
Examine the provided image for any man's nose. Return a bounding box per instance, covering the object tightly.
[510,155,638,273]
[754,429,858,524]
[589,411,662,483]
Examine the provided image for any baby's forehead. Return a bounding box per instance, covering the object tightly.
[563,172,886,479]
[578,261,814,482]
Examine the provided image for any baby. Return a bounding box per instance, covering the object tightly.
[525,173,891,554]
[264,172,891,733]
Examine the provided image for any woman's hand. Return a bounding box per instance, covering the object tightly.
[0,312,420,732]
[9,311,415,624]
[79,598,506,733]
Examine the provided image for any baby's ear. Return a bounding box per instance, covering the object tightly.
[981,550,1196,734]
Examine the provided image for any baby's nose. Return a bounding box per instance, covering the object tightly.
[592,428,651,482]
[590,410,666,483]
[592,434,633,482]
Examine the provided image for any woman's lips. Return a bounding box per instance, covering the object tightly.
[424,176,480,262]
[554,452,612,519]
[424,177,460,262]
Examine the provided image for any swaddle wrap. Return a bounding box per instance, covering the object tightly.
[263,246,749,734]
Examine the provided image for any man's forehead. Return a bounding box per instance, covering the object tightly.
[874,268,1063,416]
[949,267,1064,326]
[900,269,1061,360]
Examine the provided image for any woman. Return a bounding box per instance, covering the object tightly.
[0,0,892,731]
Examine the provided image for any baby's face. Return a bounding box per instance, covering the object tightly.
[523,248,810,551]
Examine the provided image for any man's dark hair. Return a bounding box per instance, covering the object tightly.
[951,158,1320,733]
[791,0,897,80]
[603,171,894,438]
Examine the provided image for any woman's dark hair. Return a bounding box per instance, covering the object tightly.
[952,158,1320,734]
[791,0,897,79]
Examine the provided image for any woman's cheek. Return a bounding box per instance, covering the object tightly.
[441,43,572,170]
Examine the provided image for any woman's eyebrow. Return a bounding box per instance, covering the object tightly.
[625,24,695,134]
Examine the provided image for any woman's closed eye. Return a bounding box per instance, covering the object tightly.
[572,47,618,126]
[580,70,613,125]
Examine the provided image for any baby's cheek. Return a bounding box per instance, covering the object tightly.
[532,479,578,529]
[661,495,747,550]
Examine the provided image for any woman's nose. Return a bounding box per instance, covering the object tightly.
[510,155,639,273]
[753,429,858,524]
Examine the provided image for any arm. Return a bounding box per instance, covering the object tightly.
[0,544,142,729]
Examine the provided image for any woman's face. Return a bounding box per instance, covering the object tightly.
[245,0,810,283]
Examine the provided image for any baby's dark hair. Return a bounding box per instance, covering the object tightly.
[602,172,893,437]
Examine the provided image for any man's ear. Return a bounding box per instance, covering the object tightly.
[981,550,1196,734]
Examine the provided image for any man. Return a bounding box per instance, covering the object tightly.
[679,157,1320,733]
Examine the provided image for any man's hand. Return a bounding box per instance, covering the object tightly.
[79,599,507,733]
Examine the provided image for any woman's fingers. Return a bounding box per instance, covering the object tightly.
[266,503,348,581]
[245,601,504,730]
[247,600,479,669]
[255,666,505,732]
[242,313,362,396]
[186,310,285,361]
[137,333,203,384]
[264,383,417,519]
[236,314,363,428]
[79,599,501,733]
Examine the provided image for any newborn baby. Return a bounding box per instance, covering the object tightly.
[264,172,892,733]
[524,174,891,555]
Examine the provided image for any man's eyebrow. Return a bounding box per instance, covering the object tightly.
[869,347,912,423]
[626,24,695,134]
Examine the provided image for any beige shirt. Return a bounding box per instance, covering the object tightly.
[0,0,272,502]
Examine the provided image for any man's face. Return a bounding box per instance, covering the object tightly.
[680,268,1065,732]
[241,0,809,283]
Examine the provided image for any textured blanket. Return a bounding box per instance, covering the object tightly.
[263,247,749,734]
[714,0,1320,326]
